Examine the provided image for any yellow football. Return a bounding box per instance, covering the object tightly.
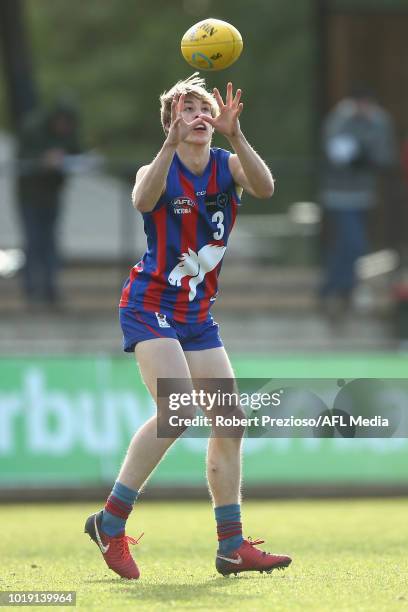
[181,18,243,71]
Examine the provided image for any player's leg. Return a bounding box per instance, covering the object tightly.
[117,337,194,492]
[185,345,292,576]
[184,346,243,546]
[85,335,195,579]
[101,309,196,533]
[184,346,241,507]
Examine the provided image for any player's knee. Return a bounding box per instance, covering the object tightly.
[157,403,198,439]
[174,403,198,422]
[212,405,246,439]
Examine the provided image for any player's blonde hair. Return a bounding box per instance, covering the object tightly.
[160,73,219,133]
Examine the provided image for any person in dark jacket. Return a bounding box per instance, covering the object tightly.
[16,97,81,307]
[320,87,397,314]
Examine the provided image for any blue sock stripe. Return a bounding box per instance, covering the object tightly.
[214,504,241,521]
[214,504,244,554]
[112,481,139,506]
[218,534,243,553]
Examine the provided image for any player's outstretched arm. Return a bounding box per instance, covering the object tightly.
[132,94,203,212]
[199,83,274,199]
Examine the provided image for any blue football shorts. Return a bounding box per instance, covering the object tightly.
[119,307,224,353]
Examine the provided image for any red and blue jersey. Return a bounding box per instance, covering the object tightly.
[119,147,240,323]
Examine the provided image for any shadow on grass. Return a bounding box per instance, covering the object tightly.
[85,578,123,584]
[83,575,264,603]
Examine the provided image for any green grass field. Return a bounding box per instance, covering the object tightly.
[1,499,407,611]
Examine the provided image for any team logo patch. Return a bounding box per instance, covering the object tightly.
[155,312,171,328]
[205,192,230,209]
[168,244,226,301]
[170,197,196,215]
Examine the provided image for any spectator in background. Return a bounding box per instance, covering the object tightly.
[16,97,81,308]
[319,86,397,317]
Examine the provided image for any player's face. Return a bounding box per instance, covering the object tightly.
[181,95,213,144]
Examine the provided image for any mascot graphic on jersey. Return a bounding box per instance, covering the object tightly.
[168,243,226,301]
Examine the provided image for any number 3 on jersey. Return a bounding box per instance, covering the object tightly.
[212,211,224,240]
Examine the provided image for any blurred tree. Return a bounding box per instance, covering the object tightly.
[0,0,38,128]
[1,1,315,159]
[0,0,317,212]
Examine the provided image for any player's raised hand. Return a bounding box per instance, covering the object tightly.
[166,94,203,146]
[199,82,243,140]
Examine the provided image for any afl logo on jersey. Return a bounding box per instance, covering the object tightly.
[171,197,196,215]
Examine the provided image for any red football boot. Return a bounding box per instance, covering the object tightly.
[84,510,143,580]
[216,537,292,576]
